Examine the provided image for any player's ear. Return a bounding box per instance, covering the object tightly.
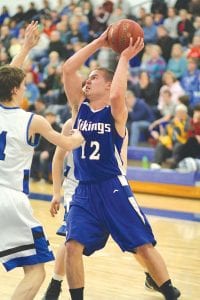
[106,81,112,90]
[11,87,18,95]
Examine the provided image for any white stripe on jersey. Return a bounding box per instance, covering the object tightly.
[114,145,126,176]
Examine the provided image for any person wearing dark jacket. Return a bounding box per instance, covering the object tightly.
[177,9,195,46]
[126,90,155,145]
[31,111,61,182]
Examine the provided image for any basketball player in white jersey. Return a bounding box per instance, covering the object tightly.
[61,29,180,300]
[0,22,84,300]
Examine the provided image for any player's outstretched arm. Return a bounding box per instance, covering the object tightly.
[30,115,84,151]
[50,119,73,217]
[10,21,40,68]
[63,28,110,109]
[110,37,144,136]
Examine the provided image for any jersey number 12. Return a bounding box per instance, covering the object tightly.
[81,141,100,160]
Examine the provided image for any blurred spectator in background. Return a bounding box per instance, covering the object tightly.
[88,5,109,42]
[11,5,25,24]
[9,19,20,38]
[181,57,200,108]
[157,25,175,62]
[8,37,21,59]
[31,111,61,182]
[150,104,190,169]
[0,49,9,66]
[158,71,185,109]
[72,7,89,42]
[149,89,176,131]
[40,14,56,37]
[97,46,117,70]
[48,30,66,60]
[32,98,47,116]
[23,58,40,84]
[163,7,180,41]
[142,44,166,88]
[81,0,93,25]
[23,2,38,22]
[174,0,190,11]
[177,9,195,46]
[152,1,166,26]
[0,5,9,25]
[188,0,200,18]
[65,16,85,52]
[137,7,147,27]
[107,6,126,25]
[0,25,12,53]
[167,43,187,79]
[56,20,69,44]
[126,90,155,146]
[132,71,159,111]
[38,65,61,105]
[29,31,50,61]
[193,16,200,36]
[143,14,158,44]
[41,50,61,78]
[39,0,52,17]
[187,35,200,60]
[25,72,40,108]
[151,0,167,18]
[172,104,200,168]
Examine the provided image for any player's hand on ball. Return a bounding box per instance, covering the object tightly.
[121,37,144,59]
[97,26,111,48]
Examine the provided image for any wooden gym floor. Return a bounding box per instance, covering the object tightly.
[0,182,200,300]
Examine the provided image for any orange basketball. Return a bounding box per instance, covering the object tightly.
[107,19,144,54]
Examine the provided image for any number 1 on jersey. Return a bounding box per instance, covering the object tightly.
[0,131,7,160]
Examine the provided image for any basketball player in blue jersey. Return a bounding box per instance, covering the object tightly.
[0,22,84,300]
[61,28,181,300]
[43,117,128,300]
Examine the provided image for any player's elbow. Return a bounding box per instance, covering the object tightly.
[63,58,74,74]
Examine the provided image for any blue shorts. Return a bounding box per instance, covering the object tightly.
[66,175,156,256]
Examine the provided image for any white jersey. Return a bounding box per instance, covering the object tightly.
[62,151,78,208]
[0,105,38,194]
[0,105,54,270]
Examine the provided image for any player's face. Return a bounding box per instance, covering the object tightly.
[84,70,109,98]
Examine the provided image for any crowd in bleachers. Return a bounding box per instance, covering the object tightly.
[0,0,199,179]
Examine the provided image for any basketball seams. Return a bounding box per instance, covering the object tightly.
[107,19,144,54]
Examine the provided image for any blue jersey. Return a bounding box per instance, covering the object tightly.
[73,101,125,182]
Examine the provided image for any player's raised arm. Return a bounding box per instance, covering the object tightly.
[63,29,109,110]
[10,21,40,68]
[110,37,144,134]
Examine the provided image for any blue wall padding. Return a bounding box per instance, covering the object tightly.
[127,166,196,186]
[128,146,155,161]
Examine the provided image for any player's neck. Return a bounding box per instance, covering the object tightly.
[0,99,19,108]
[89,98,109,110]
